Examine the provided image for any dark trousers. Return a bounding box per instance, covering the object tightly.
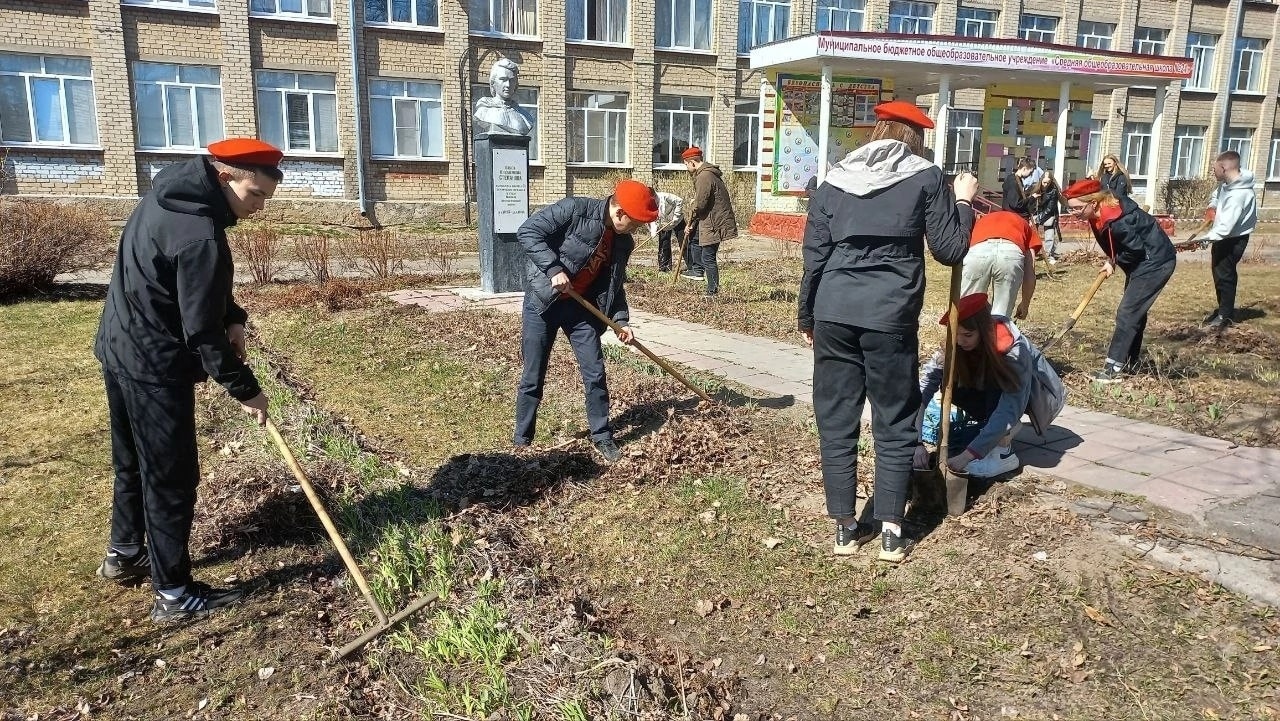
[514,298,612,444]
[812,321,920,525]
[657,219,684,271]
[103,369,200,591]
[691,241,720,294]
[1107,259,1175,368]
[1211,235,1249,320]
[682,232,702,274]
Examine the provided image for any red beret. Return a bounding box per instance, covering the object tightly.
[873,100,934,130]
[207,138,283,168]
[613,179,659,223]
[939,293,990,326]
[680,146,704,161]
[1062,178,1102,199]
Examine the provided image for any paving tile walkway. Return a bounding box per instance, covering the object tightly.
[388,286,1280,556]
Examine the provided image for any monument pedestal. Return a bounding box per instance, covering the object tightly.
[474,133,530,294]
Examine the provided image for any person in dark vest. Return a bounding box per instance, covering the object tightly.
[798,100,977,563]
[94,138,282,623]
[513,179,658,463]
[1062,177,1175,382]
[681,146,738,296]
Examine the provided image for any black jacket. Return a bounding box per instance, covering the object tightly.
[1002,173,1030,217]
[517,196,633,324]
[1092,195,1175,271]
[798,165,973,334]
[94,156,260,401]
[1034,184,1060,227]
[1100,170,1131,198]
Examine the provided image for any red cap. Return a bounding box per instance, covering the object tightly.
[613,179,659,223]
[1062,178,1102,199]
[873,100,934,130]
[939,293,990,325]
[207,138,283,168]
[680,146,704,161]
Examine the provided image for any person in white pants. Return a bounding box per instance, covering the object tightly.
[960,210,1041,319]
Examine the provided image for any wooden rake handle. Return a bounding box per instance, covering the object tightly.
[1042,269,1108,351]
[560,287,714,404]
[265,419,389,627]
[938,264,967,516]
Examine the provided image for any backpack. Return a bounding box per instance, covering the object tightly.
[1026,344,1066,435]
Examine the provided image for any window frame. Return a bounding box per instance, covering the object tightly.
[0,53,100,148]
[468,0,538,38]
[132,61,225,152]
[887,0,933,34]
[255,70,340,156]
[1184,32,1217,91]
[1122,121,1152,179]
[652,94,710,168]
[732,98,760,170]
[946,109,983,173]
[1233,37,1266,93]
[1132,26,1167,55]
[566,0,629,45]
[369,78,446,160]
[955,6,996,38]
[1267,134,1280,181]
[365,0,441,30]
[738,0,791,54]
[656,0,714,51]
[566,91,629,166]
[1222,127,1253,165]
[1086,119,1104,172]
[1076,20,1114,51]
[121,0,218,11]
[1017,14,1057,43]
[815,0,864,32]
[1170,125,1205,179]
[249,0,333,20]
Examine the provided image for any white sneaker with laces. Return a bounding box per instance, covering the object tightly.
[965,446,1019,478]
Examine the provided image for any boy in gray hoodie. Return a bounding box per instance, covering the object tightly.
[1196,150,1257,329]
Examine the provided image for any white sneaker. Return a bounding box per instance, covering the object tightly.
[1047,256,1058,265]
[965,446,1019,478]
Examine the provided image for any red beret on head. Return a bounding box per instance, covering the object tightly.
[939,293,991,326]
[680,146,704,161]
[613,179,659,223]
[873,100,935,130]
[1062,178,1102,199]
[207,138,283,168]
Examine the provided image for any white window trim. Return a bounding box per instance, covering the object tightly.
[1132,27,1167,55]
[656,0,713,52]
[1122,123,1152,179]
[1018,14,1057,43]
[121,0,219,13]
[256,71,340,156]
[733,101,760,170]
[1170,126,1205,179]
[469,0,539,39]
[134,64,224,151]
[1233,39,1266,94]
[249,0,334,22]
[1185,34,1217,91]
[653,95,711,167]
[567,0,629,45]
[955,7,996,37]
[567,92,629,166]
[738,0,792,56]
[0,55,100,148]
[887,1,934,34]
[1267,136,1280,181]
[565,39,633,49]
[365,0,442,31]
[1077,21,1114,51]
[815,0,865,32]
[467,29,540,40]
[369,80,447,161]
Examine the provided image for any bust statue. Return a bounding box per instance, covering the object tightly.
[474,58,533,137]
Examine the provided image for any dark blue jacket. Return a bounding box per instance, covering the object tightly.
[517,196,634,324]
[1092,195,1175,271]
[94,156,260,401]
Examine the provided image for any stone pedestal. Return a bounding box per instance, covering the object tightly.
[474,133,530,293]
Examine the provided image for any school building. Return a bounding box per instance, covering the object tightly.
[1,0,1278,223]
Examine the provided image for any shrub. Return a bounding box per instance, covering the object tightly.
[0,199,112,298]
[339,228,414,279]
[294,234,333,283]
[1159,177,1216,219]
[228,222,282,284]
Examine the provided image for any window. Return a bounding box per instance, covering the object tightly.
[122,0,216,9]
[370,79,444,158]
[0,54,98,146]
[256,71,338,154]
[1086,119,1104,171]
[1018,14,1057,43]
[816,0,864,31]
[367,0,438,27]
[133,62,223,150]
[739,0,790,53]
[469,0,535,36]
[1268,134,1280,180]
[472,84,540,161]
[1223,127,1253,163]
[946,110,982,173]
[1132,26,1167,55]
[653,95,709,166]
[1077,21,1113,50]
[887,1,933,34]
[1234,38,1265,92]
[733,99,759,168]
[1171,125,1205,178]
[956,7,996,38]
[1185,33,1217,91]
[251,0,332,18]
[567,91,627,165]
[567,0,627,43]
[1122,121,1151,177]
[656,0,712,50]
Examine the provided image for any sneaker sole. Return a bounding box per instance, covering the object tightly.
[96,561,150,584]
[1091,377,1122,385]
[877,549,908,563]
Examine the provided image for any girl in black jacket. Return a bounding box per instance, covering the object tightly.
[1096,154,1133,198]
[1033,170,1061,262]
[1062,178,1175,383]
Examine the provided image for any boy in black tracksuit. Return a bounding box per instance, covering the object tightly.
[94,139,282,623]
[798,101,977,563]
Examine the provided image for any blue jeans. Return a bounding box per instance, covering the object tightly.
[692,241,720,294]
[514,297,613,444]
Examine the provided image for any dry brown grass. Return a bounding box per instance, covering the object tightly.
[0,199,112,297]
[228,221,283,283]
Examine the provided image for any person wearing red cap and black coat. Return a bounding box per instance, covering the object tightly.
[799,99,978,563]
[93,138,283,623]
[681,146,738,295]
[1061,177,1176,383]
[514,179,658,463]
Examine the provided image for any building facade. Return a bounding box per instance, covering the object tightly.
[0,0,1277,220]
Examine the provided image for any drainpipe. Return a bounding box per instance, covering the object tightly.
[457,52,473,226]
[1216,0,1245,152]
[347,0,368,216]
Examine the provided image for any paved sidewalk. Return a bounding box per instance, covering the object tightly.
[387,286,1280,557]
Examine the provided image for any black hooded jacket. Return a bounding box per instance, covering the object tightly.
[1091,195,1175,272]
[94,156,261,401]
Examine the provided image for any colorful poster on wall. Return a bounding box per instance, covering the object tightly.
[772,74,893,195]
[980,82,1094,190]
